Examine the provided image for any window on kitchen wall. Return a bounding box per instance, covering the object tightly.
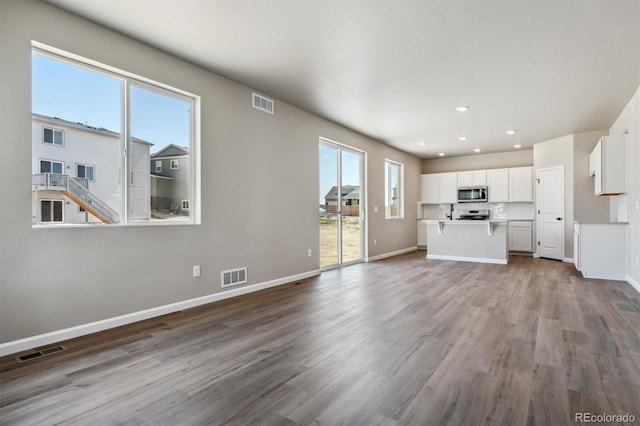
[385,159,404,219]
[31,42,200,226]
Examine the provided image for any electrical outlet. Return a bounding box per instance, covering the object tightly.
[374,239,377,246]
[373,206,379,213]
[307,249,312,257]
[635,201,639,211]
[193,265,201,277]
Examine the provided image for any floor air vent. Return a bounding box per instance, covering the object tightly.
[252,93,274,114]
[16,345,66,363]
[221,267,248,288]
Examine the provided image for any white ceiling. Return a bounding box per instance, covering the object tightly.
[48,0,639,159]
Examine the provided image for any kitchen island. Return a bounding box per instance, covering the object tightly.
[425,219,508,264]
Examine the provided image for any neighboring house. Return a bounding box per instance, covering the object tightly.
[323,185,360,216]
[31,114,152,224]
[324,185,359,206]
[150,144,190,215]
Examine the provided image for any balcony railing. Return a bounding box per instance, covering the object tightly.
[32,173,120,224]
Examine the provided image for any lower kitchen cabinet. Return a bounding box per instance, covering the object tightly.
[508,221,533,252]
[574,222,627,280]
[417,220,428,248]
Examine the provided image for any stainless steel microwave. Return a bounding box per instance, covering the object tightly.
[457,186,488,203]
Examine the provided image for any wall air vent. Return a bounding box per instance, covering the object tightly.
[221,267,248,288]
[252,93,274,114]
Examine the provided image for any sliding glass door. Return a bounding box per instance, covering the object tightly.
[319,139,364,269]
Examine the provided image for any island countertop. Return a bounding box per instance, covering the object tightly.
[423,219,508,224]
[425,220,508,264]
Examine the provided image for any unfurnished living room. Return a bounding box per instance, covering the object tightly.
[1,1,639,425]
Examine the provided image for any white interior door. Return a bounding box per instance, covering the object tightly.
[536,166,564,260]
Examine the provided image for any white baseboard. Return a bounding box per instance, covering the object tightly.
[426,254,507,265]
[627,275,640,294]
[365,246,417,262]
[0,269,321,357]
[563,257,574,263]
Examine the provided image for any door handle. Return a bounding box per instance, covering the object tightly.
[556,217,562,221]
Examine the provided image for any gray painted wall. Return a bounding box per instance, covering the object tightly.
[533,135,574,259]
[609,86,640,285]
[0,0,420,343]
[573,130,610,223]
[423,149,533,173]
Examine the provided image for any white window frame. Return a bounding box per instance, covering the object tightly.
[170,159,179,170]
[181,200,190,210]
[385,159,404,219]
[76,163,95,182]
[40,199,64,223]
[32,41,201,226]
[42,126,64,146]
[155,160,162,173]
[39,159,64,174]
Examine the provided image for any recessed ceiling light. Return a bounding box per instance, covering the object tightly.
[455,106,469,112]
[458,136,467,141]
[438,152,445,156]
[473,148,481,153]
[419,142,426,146]
[513,144,522,148]
[505,130,517,135]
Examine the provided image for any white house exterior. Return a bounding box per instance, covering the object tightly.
[31,114,152,224]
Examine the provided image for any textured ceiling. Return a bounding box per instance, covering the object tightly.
[48,0,640,158]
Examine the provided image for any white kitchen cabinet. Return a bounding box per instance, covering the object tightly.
[508,166,533,202]
[457,171,472,187]
[472,170,487,186]
[457,170,486,187]
[590,135,627,195]
[574,222,626,280]
[508,221,533,252]
[420,173,457,204]
[487,168,509,202]
[417,220,428,248]
[438,172,458,204]
[420,174,439,204]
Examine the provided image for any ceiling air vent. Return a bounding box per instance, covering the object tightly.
[221,267,248,288]
[252,93,274,114]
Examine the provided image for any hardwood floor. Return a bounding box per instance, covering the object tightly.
[1,252,639,425]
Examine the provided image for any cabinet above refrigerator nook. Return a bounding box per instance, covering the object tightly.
[589,134,627,196]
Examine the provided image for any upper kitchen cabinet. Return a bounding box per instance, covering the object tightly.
[438,172,458,204]
[508,166,533,202]
[589,135,627,195]
[487,168,509,202]
[457,170,486,187]
[420,174,439,204]
[419,172,457,204]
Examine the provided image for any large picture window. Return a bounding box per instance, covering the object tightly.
[31,42,199,226]
[385,159,404,219]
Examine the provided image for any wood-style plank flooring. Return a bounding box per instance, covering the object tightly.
[1,252,639,425]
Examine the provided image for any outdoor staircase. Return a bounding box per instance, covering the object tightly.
[32,173,120,224]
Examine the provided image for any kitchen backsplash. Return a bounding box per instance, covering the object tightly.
[418,202,534,220]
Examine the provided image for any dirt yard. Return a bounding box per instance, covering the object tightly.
[319,217,361,266]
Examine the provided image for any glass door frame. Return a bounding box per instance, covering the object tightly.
[319,137,366,271]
